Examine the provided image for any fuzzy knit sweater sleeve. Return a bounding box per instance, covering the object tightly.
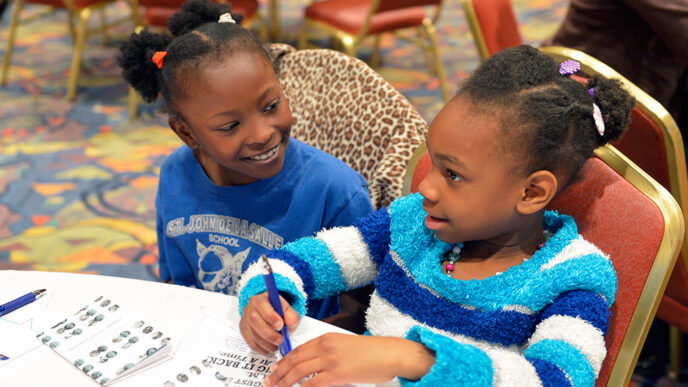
[237,207,392,316]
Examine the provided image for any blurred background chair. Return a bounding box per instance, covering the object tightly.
[541,45,688,378]
[461,0,522,62]
[297,0,450,101]
[1,0,141,100]
[127,0,267,118]
[136,0,265,35]
[402,142,685,386]
[271,43,427,209]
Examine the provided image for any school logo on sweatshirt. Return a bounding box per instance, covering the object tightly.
[167,214,284,250]
[196,240,251,295]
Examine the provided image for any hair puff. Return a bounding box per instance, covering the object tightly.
[117,29,173,103]
[586,75,636,146]
[167,0,244,37]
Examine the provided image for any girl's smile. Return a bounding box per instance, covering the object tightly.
[243,142,281,163]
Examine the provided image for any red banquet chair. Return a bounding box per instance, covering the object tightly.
[540,45,688,377]
[461,0,522,62]
[136,0,265,35]
[402,143,685,386]
[297,0,450,101]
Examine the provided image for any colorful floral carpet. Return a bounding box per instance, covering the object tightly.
[3,2,688,384]
[0,0,560,279]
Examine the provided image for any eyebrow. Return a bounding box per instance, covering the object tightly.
[435,153,468,170]
[426,137,468,170]
[210,86,276,119]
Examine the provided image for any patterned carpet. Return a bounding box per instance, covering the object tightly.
[2,1,688,384]
[0,0,568,280]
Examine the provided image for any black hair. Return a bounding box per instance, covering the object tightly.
[457,45,635,183]
[117,0,271,113]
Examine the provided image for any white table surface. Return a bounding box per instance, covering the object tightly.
[0,270,257,387]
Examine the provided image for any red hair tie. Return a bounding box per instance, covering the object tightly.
[152,51,167,69]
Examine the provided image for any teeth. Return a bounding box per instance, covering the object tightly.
[248,145,278,161]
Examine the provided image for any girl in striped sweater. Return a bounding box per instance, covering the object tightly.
[237,45,635,386]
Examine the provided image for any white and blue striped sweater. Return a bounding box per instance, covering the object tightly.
[238,193,617,387]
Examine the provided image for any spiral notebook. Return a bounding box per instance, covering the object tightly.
[36,295,174,386]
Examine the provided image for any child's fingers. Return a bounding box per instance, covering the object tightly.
[300,371,341,387]
[249,307,285,346]
[280,297,300,330]
[247,330,279,355]
[265,351,322,387]
[254,293,287,331]
[240,309,275,354]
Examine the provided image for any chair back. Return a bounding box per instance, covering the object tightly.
[402,143,684,386]
[136,0,259,28]
[271,44,428,209]
[541,46,688,333]
[375,0,441,13]
[461,0,522,62]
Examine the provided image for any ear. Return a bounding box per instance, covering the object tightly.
[516,170,558,215]
[169,115,199,150]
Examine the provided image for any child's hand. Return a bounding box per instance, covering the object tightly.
[263,333,436,387]
[239,292,300,355]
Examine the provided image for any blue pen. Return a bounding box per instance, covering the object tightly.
[0,289,46,317]
[260,255,292,356]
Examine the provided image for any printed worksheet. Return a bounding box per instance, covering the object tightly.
[156,311,375,387]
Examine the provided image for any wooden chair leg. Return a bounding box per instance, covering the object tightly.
[297,18,310,50]
[68,13,77,41]
[268,0,278,41]
[338,33,357,58]
[416,26,434,72]
[1,0,23,87]
[245,14,268,42]
[129,86,138,120]
[422,18,449,102]
[128,0,142,29]
[370,34,381,69]
[66,7,92,101]
[255,14,269,42]
[99,7,110,46]
[669,326,683,379]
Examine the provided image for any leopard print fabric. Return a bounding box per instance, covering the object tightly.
[269,44,428,209]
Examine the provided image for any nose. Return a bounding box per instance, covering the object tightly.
[418,168,439,203]
[245,118,275,147]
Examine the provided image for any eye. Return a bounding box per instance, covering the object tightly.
[447,170,463,182]
[218,122,240,132]
[264,98,280,113]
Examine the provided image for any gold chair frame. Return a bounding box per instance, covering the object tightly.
[540,45,688,378]
[297,0,450,101]
[459,0,489,62]
[402,142,684,387]
[1,0,141,100]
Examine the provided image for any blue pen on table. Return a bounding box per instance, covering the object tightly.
[0,289,46,317]
[260,255,292,356]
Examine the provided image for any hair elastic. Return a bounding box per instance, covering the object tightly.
[218,13,235,24]
[592,103,605,136]
[559,59,605,137]
[558,59,580,76]
[152,51,167,69]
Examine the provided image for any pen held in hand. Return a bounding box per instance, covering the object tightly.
[260,255,292,356]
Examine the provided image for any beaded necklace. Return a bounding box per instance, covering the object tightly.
[442,234,550,276]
